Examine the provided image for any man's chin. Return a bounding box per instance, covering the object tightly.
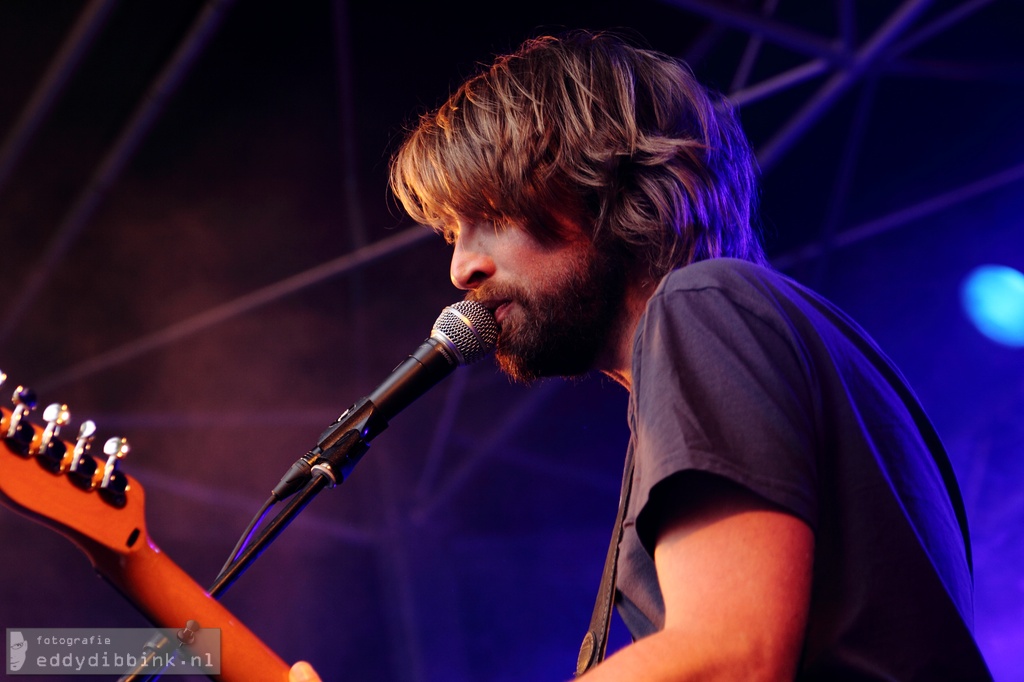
[495,347,594,384]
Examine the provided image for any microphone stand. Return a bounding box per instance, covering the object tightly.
[209,424,372,597]
[217,396,389,594]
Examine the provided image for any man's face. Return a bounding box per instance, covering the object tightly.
[449,219,626,383]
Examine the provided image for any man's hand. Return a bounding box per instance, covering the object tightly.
[289,660,321,682]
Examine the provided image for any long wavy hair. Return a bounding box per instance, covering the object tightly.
[390,30,765,279]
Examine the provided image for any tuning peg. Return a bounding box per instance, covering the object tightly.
[11,384,36,411]
[36,403,71,473]
[69,420,97,471]
[41,403,70,440]
[98,436,131,507]
[102,437,130,470]
[5,386,38,455]
[68,420,100,490]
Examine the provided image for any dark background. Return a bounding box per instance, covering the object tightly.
[1,1,1022,680]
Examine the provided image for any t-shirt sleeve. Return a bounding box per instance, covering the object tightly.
[630,283,819,554]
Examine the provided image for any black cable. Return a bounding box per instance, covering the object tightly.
[209,451,318,584]
[209,473,331,599]
[214,494,276,583]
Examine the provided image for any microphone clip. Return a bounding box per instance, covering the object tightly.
[310,397,387,486]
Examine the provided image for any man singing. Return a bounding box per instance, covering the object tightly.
[296,29,991,681]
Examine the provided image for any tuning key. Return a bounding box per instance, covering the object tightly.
[5,386,38,456]
[70,420,97,467]
[36,403,71,473]
[68,420,100,490]
[98,437,130,507]
[100,437,129,482]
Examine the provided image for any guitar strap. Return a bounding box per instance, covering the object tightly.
[575,450,635,677]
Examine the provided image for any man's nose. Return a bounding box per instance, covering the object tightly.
[450,238,495,290]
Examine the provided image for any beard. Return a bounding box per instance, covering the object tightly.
[471,243,628,384]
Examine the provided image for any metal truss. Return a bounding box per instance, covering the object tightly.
[5,0,1019,394]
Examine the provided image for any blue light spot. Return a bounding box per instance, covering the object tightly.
[961,265,1024,347]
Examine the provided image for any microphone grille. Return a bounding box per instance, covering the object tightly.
[433,300,499,365]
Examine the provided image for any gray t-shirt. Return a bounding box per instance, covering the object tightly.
[614,258,990,679]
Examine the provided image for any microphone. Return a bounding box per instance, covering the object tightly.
[272,300,498,497]
[367,299,499,421]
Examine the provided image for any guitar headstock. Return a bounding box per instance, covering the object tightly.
[0,371,148,561]
[0,372,296,681]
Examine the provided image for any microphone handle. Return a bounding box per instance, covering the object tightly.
[274,334,463,498]
[368,336,459,422]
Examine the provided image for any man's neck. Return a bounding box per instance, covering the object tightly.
[598,275,657,391]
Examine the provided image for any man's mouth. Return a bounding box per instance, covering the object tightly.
[474,297,513,325]
[492,300,513,324]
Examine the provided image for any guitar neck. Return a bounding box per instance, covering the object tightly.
[94,535,290,682]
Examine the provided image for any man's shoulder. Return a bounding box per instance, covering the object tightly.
[654,257,785,299]
[642,257,820,341]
